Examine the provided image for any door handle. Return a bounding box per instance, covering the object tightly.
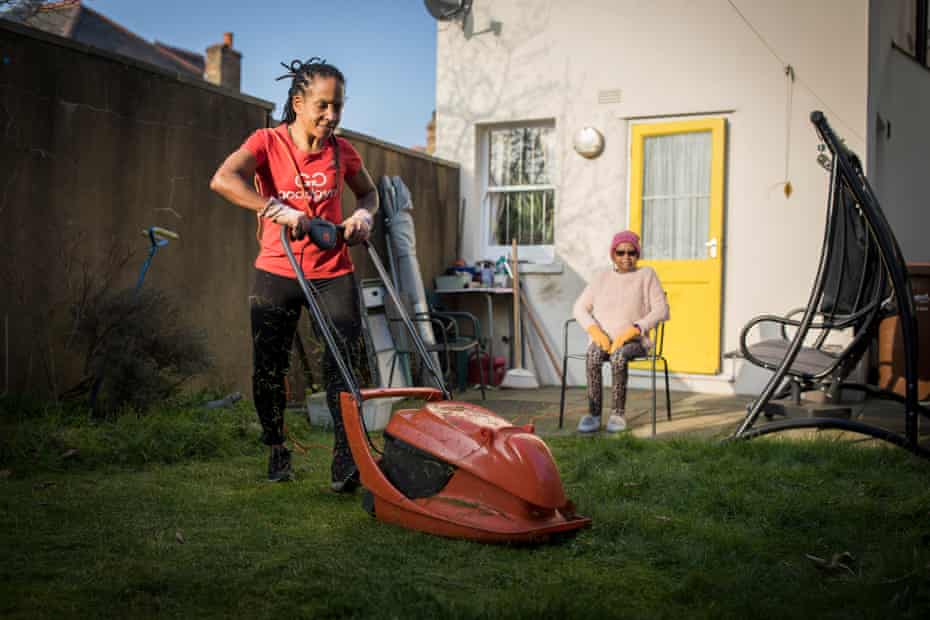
[705,237,718,258]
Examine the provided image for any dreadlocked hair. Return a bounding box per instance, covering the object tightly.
[276,57,345,124]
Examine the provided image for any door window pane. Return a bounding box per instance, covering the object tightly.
[893,0,918,54]
[641,131,711,260]
[926,0,930,67]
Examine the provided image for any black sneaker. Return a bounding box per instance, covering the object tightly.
[268,446,293,482]
[331,469,360,493]
[330,445,359,493]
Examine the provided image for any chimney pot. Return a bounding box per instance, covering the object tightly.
[223,32,233,47]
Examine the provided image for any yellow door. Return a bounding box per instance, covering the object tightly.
[629,119,726,374]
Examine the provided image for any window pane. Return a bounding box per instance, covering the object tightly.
[489,127,554,187]
[489,190,555,246]
[926,0,930,67]
[641,131,711,260]
[893,0,918,55]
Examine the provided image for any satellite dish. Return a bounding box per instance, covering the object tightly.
[424,0,473,22]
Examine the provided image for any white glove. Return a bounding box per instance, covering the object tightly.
[343,209,373,244]
[350,208,372,229]
[259,198,304,229]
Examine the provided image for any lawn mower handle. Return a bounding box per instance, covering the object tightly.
[280,223,452,403]
[359,387,444,402]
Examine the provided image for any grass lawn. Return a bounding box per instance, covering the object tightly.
[1,396,929,619]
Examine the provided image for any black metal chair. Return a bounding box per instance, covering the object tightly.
[384,292,487,400]
[558,317,671,435]
[732,111,929,457]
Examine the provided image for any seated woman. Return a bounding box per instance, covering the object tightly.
[572,230,669,433]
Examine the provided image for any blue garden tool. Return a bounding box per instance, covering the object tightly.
[88,226,179,409]
[136,227,180,292]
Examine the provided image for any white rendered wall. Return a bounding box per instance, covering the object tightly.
[868,0,930,263]
[435,0,868,393]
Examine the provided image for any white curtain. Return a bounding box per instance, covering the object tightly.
[641,131,712,260]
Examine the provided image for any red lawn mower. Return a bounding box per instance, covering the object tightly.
[282,224,590,543]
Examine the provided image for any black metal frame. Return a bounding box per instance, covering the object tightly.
[735,179,886,402]
[558,318,671,435]
[732,111,930,457]
[428,309,487,398]
[385,310,487,399]
[281,227,453,408]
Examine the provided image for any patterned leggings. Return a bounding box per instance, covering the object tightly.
[250,269,361,478]
[586,340,647,418]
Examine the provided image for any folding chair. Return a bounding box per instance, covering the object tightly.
[558,318,671,435]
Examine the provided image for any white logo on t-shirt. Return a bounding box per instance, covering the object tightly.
[296,172,327,188]
[279,171,337,203]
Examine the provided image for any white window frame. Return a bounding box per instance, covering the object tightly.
[478,119,557,264]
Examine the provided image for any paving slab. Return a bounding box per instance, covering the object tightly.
[447,385,930,449]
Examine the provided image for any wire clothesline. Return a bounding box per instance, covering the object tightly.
[726,0,867,149]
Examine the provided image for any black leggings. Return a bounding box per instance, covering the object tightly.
[250,269,361,452]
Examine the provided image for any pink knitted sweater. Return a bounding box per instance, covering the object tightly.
[572,266,670,348]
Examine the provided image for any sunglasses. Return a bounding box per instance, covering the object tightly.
[614,250,638,257]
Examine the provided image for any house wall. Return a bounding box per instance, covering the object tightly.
[0,20,459,400]
[868,0,930,263]
[435,0,869,392]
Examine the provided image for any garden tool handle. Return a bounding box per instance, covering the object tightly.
[141,226,180,241]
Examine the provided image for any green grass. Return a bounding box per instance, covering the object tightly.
[1,397,929,619]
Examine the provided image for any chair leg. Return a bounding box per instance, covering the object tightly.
[662,358,671,420]
[477,347,487,401]
[559,357,569,430]
[651,354,658,438]
[388,353,397,387]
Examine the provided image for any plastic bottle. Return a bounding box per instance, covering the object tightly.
[480,261,494,287]
[494,256,509,288]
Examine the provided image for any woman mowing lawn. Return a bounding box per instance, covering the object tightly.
[210,58,378,488]
[572,230,669,433]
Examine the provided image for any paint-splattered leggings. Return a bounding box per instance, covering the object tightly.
[250,269,361,463]
[586,340,647,418]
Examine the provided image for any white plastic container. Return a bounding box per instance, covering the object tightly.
[435,273,470,290]
[305,393,401,432]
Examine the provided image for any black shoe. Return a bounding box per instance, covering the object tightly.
[268,446,293,482]
[331,469,360,493]
[330,445,359,493]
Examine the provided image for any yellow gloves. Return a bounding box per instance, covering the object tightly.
[609,325,641,354]
[586,325,611,352]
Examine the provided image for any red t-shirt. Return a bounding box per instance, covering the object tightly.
[243,124,363,279]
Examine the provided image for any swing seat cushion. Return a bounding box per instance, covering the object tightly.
[746,339,839,378]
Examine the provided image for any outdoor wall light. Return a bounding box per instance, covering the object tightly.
[573,127,604,159]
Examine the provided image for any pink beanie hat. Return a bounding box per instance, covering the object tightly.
[610,230,641,257]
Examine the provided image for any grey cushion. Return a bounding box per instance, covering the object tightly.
[746,339,839,378]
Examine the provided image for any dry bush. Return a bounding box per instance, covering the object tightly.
[62,286,212,415]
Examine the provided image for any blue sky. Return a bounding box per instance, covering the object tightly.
[85,0,438,149]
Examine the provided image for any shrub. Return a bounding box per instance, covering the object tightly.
[62,287,212,415]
